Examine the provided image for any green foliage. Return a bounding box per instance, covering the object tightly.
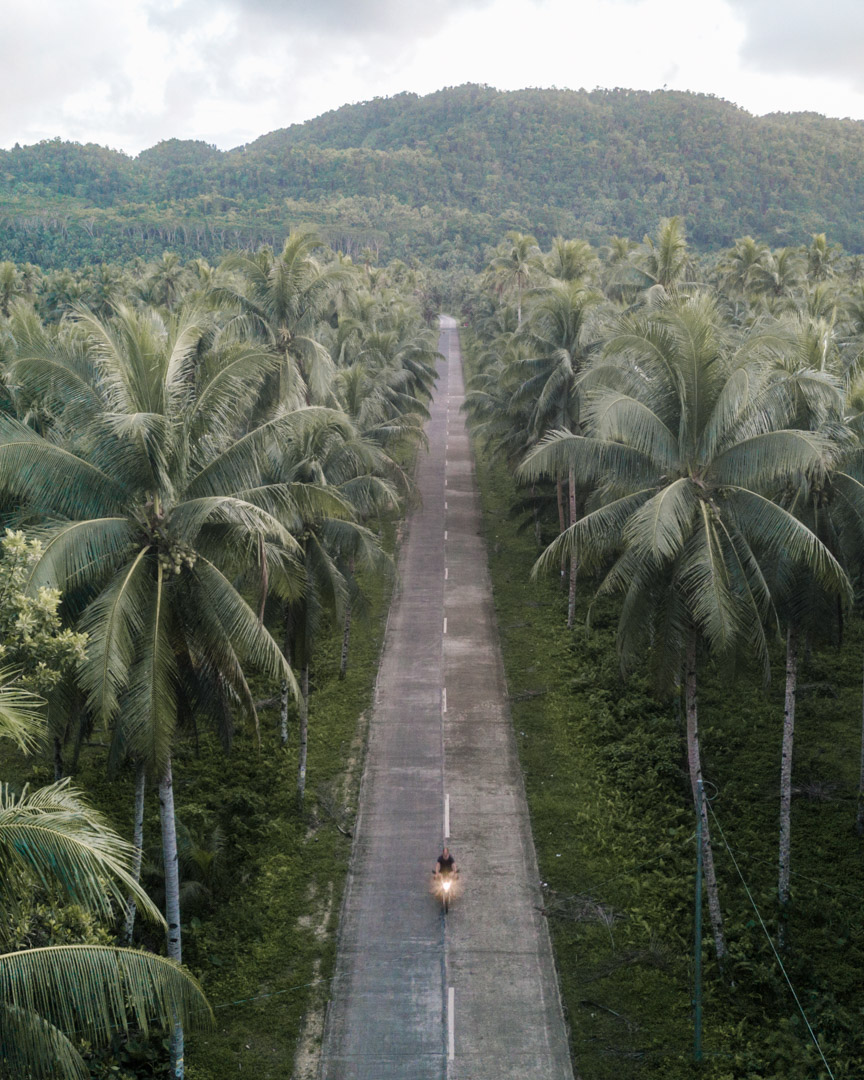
[7,86,864,271]
[0,530,86,695]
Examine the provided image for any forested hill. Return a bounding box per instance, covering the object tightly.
[4,84,864,268]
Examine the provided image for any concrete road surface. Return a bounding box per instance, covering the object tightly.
[318,316,575,1080]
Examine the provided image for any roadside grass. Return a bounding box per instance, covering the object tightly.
[471,441,864,1080]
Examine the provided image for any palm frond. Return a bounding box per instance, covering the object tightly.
[0,779,163,932]
[0,945,211,1048]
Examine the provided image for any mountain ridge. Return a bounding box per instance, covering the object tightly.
[3,84,864,268]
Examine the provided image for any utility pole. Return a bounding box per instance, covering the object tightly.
[694,776,704,1064]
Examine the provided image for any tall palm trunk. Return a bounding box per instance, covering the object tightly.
[778,623,798,921]
[857,653,864,836]
[529,484,542,547]
[297,663,309,804]
[53,735,65,782]
[159,756,184,1078]
[567,467,578,628]
[556,479,567,588]
[685,633,727,961]
[280,607,292,746]
[257,534,269,624]
[339,556,355,679]
[123,762,147,945]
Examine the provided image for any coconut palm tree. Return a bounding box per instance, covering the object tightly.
[519,294,849,961]
[270,407,397,799]
[1,303,301,1075]
[0,676,210,1080]
[213,230,353,407]
[748,248,804,310]
[544,237,599,284]
[514,280,605,625]
[485,232,545,327]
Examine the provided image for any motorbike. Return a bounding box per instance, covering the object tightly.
[433,870,458,915]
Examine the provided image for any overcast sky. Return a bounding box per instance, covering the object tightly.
[3,0,863,155]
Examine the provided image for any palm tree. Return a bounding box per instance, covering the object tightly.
[519,294,848,961]
[514,280,605,625]
[0,262,23,318]
[805,233,839,284]
[602,218,691,307]
[544,237,599,284]
[748,248,804,310]
[271,407,397,799]
[485,232,545,327]
[213,231,352,406]
[2,303,300,1075]
[0,676,210,1080]
[717,235,769,305]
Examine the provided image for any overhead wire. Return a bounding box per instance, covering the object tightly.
[708,803,836,1080]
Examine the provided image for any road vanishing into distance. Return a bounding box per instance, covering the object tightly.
[318,317,575,1079]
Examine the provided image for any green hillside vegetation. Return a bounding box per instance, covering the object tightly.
[5,85,864,269]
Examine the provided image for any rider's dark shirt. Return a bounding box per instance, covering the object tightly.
[437,853,455,874]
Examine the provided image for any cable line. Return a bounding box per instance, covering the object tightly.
[213,976,335,1010]
[707,804,835,1080]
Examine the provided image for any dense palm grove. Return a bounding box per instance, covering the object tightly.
[4,214,864,1077]
[464,220,864,1077]
[0,235,438,1078]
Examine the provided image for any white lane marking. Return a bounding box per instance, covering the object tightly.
[442,687,447,714]
[448,987,455,1059]
[444,793,450,838]
[443,618,448,635]
[445,501,448,510]
[445,567,449,580]
[444,530,448,540]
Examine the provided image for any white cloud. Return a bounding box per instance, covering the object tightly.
[3,0,864,154]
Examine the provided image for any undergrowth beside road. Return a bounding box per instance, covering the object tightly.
[472,442,864,1080]
[0,572,391,1079]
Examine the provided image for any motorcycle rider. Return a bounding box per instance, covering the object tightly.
[434,846,457,880]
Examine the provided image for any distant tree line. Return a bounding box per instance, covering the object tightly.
[6,86,864,270]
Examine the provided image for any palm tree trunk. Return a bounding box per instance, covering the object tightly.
[556,479,567,588]
[339,557,355,679]
[857,652,864,836]
[257,535,268,624]
[339,604,352,680]
[567,467,578,628]
[280,607,292,745]
[778,623,798,920]
[685,632,727,962]
[123,762,147,944]
[53,735,65,782]
[69,707,88,774]
[159,756,184,1078]
[530,485,542,547]
[297,663,309,804]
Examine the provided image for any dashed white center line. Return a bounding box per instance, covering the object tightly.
[445,567,449,580]
[445,501,448,510]
[442,687,447,714]
[444,530,448,540]
[444,793,450,838]
[443,618,448,635]
[448,987,455,1059]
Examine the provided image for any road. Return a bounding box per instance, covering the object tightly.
[318,316,575,1079]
